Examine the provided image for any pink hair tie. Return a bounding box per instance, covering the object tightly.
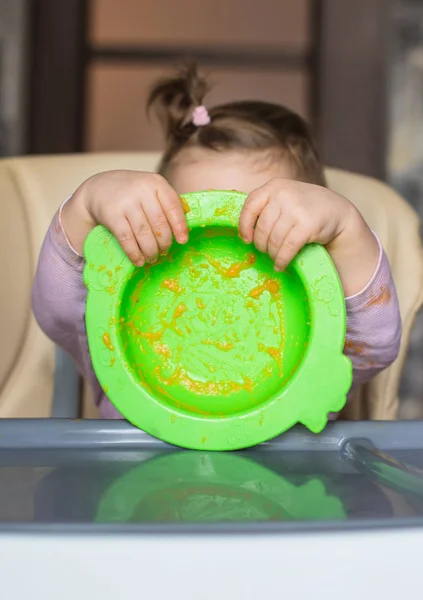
[192,105,211,127]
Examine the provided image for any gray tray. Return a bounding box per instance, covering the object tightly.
[1,419,423,532]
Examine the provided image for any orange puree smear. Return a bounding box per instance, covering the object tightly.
[249,278,280,299]
[161,278,182,293]
[243,377,254,392]
[140,330,163,341]
[155,366,254,397]
[173,303,187,319]
[214,206,228,217]
[102,333,114,351]
[202,228,236,239]
[225,253,256,277]
[201,340,234,351]
[154,342,171,358]
[180,197,190,214]
[138,303,187,342]
[204,252,256,278]
[266,347,281,361]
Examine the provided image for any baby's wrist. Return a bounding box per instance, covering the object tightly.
[61,184,97,254]
[73,178,98,227]
[340,204,373,248]
[326,208,379,297]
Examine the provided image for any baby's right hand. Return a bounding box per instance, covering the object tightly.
[63,170,188,265]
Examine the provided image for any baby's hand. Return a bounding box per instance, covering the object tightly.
[64,170,188,265]
[238,178,379,297]
[239,178,352,271]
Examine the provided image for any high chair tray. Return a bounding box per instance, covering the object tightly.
[0,419,422,599]
[0,419,422,527]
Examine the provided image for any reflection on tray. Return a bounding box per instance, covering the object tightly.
[95,452,346,523]
[345,441,423,499]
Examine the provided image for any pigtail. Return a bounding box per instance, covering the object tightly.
[148,63,210,144]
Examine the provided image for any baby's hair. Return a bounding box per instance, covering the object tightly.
[148,63,326,186]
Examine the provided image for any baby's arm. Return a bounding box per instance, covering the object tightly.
[345,239,401,387]
[32,206,88,363]
[32,206,124,417]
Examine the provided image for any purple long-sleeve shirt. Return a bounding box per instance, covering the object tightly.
[32,208,402,418]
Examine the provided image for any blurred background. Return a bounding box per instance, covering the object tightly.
[1,0,422,416]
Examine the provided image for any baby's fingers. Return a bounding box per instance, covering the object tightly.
[113,217,145,266]
[155,179,188,244]
[267,216,295,261]
[127,208,159,264]
[274,226,310,272]
[141,192,173,254]
[239,189,270,243]
[253,204,280,253]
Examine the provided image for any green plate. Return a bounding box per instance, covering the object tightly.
[84,190,351,450]
[95,452,346,523]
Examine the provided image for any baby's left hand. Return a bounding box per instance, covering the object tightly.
[238,178,380,297]
[239,178,352,271]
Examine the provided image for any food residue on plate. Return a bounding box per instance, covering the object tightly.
[249,278,280,300]
[180,196,191,214]
[102,332,114,351]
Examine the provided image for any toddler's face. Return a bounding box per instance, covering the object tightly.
[166,148,296,195]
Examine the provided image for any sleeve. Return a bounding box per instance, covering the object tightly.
[344,236,402,388]
[31,205,88,360]
[32,205,121,416]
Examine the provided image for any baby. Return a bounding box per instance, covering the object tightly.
[32,64,401,419]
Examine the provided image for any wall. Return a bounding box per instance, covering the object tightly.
[85,0,311,151]
[0,0,28,155]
